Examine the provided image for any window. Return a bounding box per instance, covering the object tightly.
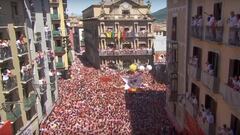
[55,40,61,46]
[53,7,58,14]
[205,95,217,123]
[54,24,60,31]
[11,2,18,18]
[148,24,152,33]
[213,3,222,21]
[122,10,130,15]
[193,47,202,67]
[208,52,219,77]
[197,6,203,17]
[172,17,177,41]
[58,56,63,62]
[231,115,240,135]
[124,27,129,32]
[229,60,240,78]
[191,83,200,106]
[134,24,138,33]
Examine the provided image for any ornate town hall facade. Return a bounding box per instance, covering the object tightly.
[82,0,154,69]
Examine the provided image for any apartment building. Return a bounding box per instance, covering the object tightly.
[0,0,58,134]
[67,15,84,56]
[82,0,154,69]
[166,0,240,135]
[49,0,72,79]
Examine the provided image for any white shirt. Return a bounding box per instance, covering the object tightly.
[228,16,238,27]
[197,18,203,27]
[207,114,214,124]
[2,74,9,81]
[16,40,21,48]
[49,71,53,76]
[237,20,240,28]
[208,17,215,26]
[192,97,198,105]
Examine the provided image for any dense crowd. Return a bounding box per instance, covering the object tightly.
[40,58,174,135]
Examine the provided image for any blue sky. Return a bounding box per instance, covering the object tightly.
[67,0,166,15]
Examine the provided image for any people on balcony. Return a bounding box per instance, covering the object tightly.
[190,56,199,67]
[48,50,55,61]
[0,39,11,59]
[228,11,238,44]
[207,14,217,40]
[2,69,12,89]
[198,105,214,125]
[35,51,45,66]
[217,124,234,135]
[228,76,240,91]
[16,35,27,54]
[205,62,214,76]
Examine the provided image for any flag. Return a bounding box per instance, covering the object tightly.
[105,32,112,38]
[117,31,121,41]
[122,31,126,41]
[111,31,115,39]
[121,73,142,90]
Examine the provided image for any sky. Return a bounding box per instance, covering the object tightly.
[67,0,166,15]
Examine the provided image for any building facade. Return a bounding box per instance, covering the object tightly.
[49,0,72,78]
[0,0,59,134]
[82,0,154,69]
[67,15,84,56]
[166,0,240,135]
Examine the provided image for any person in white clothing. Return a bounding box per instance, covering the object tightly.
[228,11,238,28]
[228,12,238,44]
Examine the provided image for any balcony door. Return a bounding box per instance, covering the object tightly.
[171,17,177,41]
[213,2,222,21]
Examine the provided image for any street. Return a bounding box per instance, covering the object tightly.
[40,57,174,135]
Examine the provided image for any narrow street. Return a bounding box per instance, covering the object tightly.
[40,57,173,135]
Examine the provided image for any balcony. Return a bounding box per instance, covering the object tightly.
[0,46,12,63]
[39,84,47,94]
[49,0,59,4]
[228,27,240,46]
[191,26,203,39]
[37,58,44,69]
[188,64,201,80]
[201,71,219,93]
[45,31,52,41]
[220,83,240,107]
[6,104,22,122]
[51,14,60,20]
[2,76,18,94]
[100,14,150,21]
[24,93,37,111]
[197,119,215,135]
[99,49,152,56]
[56,62,64,69]
[205,26,223,43]
[63,0,67,4]
[50,83,56,91]
[52,30,61,37]
[17,44,28,57]
[185,98,198,118]
[55,46,65,55]
[64,13,68,20]
[21,71,33,84]
[34,42,42,52]
[50,76,56,83]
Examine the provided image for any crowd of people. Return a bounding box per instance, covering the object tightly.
[40,58,174,135]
